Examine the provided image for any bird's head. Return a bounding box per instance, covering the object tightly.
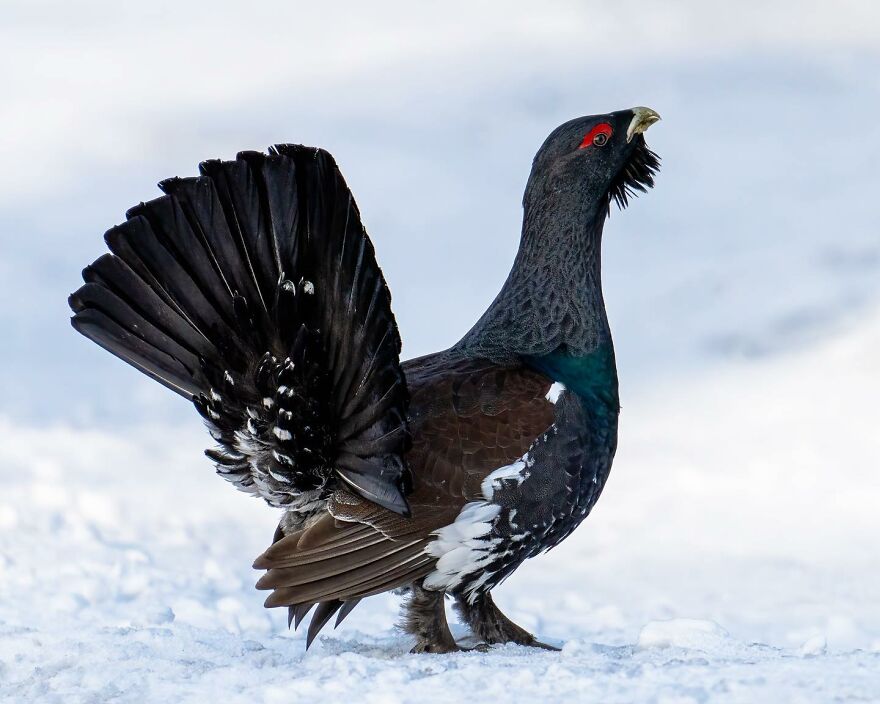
[524,107,661,217]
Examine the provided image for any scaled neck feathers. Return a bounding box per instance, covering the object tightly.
[455,194,610,365]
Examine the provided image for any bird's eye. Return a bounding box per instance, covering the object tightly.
[578,123,613,150]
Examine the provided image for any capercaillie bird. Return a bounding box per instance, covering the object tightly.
[69,107,661,652]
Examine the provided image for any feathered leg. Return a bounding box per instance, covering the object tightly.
[402,582,460,653]
[455,592,560,651]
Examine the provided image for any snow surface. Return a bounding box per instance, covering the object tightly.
[2,308,878,703]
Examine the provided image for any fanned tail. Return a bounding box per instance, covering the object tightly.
[70,146,410,514]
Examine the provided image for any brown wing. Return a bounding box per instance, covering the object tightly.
[404,355,556,505]
[252,352,554,639]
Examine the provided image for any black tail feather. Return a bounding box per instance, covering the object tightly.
[71,145,410,513]
[70,307,200,397]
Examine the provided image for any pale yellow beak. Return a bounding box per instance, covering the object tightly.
[626,107,661,143]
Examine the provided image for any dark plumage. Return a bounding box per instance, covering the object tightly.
[70,107,661,651]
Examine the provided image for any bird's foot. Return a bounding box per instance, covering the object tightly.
[410,639,466,654]
[455,591,562,652]
[410,638,492,654]
[461,642,491,652]
[480,634,561,651]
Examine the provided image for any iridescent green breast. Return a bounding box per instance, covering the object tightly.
[524,342,619,421]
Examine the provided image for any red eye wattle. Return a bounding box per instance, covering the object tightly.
[578,123,613,149]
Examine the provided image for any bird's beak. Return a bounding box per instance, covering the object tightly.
[626,107,661,143]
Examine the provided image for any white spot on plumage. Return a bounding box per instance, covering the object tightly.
[267,466,288,482]
[273,427,292,441]
[271,449,293,465]
[545,381,566,403]
[302,280,315,294]
[481,457,530,501]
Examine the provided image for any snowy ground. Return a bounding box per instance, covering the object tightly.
[2,306,878,703]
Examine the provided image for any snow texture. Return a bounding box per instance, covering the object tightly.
[2,308,879,702]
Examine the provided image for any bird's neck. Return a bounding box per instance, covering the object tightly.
[456,194,614,367]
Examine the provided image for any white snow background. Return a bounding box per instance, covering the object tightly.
[1,1,879,702]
